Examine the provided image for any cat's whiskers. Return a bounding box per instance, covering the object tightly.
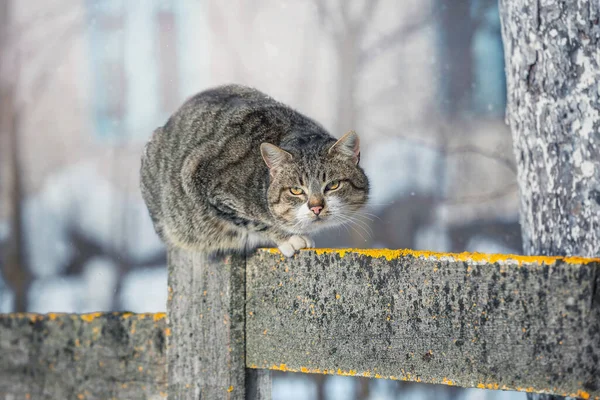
[354,210,381,221]
[344,219,373,240]
[332,215,369,243]
[337,206,374,229]
[338,212,374,240]
[333,213,372,241]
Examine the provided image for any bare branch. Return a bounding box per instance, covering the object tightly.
[370,124,442,150]
[441,182,518,205]
[369,125,518,204]
[448,145,517,174]
[360,0,381,24]
[313,0,343,40]
[6,0,78,44]
[28,21,85,106]
[358,10,436,69]
[338,0,350,26]
[345,0,382,36]
[357,81,403,108]
[371,123,516,175]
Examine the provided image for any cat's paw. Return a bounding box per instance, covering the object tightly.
[277,235,313,257]
[278,242,296,257]
[302,236,315,248]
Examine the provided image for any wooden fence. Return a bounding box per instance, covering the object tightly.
[1,248,599,400]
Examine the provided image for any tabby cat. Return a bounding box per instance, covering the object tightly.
[140,84,369,257]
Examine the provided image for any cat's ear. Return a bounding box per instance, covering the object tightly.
[328,130,360,165]
[260,143,292,174]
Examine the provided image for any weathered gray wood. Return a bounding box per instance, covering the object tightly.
[499,2,600,399]
[167,248,248,399]
[0,312,167,399]
[246,249,600,399]
[499,0,600,258]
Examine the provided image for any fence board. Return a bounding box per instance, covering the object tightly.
[245,249,600,399]
[0,312,167,400]
[1,249,597,399]
[167,248,252,399]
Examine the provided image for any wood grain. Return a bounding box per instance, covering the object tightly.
[0,312,167,400]
[246,249,599,399]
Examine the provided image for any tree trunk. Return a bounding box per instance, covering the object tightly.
[499,1,600,399]
[0,0,31,312]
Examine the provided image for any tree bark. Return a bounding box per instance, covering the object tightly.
[499,1,600,399]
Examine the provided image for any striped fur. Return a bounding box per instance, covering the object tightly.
[140,85,369,256]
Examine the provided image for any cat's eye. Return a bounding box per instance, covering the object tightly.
[290,187,304,195]
[325,180,341,191]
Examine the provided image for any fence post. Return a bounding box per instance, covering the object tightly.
[167,248,271,399]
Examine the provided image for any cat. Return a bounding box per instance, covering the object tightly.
[140,84,369,257]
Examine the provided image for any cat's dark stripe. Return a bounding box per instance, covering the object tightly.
[342,179,368,191]
[270,187,289,206]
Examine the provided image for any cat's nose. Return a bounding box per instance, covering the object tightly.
[310,206,323,215]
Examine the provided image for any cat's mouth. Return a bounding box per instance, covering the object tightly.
[310,214,333,225]
[311,213,328,221]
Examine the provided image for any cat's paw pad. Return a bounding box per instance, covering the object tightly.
[277,235,313,257]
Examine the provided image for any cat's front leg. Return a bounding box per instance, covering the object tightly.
[277,235,314,257]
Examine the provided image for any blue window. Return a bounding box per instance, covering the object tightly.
[436,0,506,118]
[86,0,126,139]
[85,0,185,141]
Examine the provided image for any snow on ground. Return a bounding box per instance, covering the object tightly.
[80,257,119,312]
[272,373,317,400]
[29,276,82,313]
[326,376,357,399]
[120,267,168,313]
[24,162,164,279]
[414,223,451,252]
[0,275,14,313]
[272,374,527,400]
[21,196,69,278]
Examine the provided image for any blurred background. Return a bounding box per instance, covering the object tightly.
[0,0,523,399]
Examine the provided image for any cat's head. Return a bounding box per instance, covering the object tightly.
[261,131,369,234]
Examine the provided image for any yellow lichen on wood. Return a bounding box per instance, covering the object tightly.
[260,247,599,265]
[80,312,104,322]
[153,313,166,321]
[576,390,591,400]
